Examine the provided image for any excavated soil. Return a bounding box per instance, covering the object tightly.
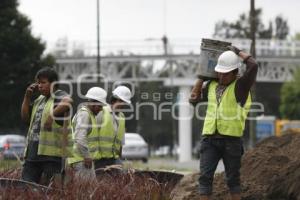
[171,130,300,200]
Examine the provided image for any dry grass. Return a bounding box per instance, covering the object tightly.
[0,167,175,200]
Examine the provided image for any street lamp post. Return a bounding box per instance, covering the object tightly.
[97,0,101,82]
[249,0,257,147]
[250,0,256,58]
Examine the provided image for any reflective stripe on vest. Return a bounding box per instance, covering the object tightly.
[202,80,252,137]
[68,106,101,164]
[99,106,125,159]
[25,95,73,157]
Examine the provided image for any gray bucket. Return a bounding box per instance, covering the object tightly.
[197,39,231,79]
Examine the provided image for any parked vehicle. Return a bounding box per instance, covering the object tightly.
[0,134,26,160]
[122,133,149,163]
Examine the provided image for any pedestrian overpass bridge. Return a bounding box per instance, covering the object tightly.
[56,54,300,83]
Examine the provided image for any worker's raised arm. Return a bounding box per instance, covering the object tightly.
[227,45,258,106]
[53,96,73,117]
[227,45,258,92]
[21,83,38,124]
[238,51,258,91]
[43,95,73,130]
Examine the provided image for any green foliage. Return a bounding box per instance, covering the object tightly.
[0,160,21,171]
[280,69,300,120]
[294,33,300,40]
[0,0,55,130]
[214,8,289,40]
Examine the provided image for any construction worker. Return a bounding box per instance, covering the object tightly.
[21,67,73,184]
[190,46,258,200]
[94,85,132,171]
[68,87,107,180]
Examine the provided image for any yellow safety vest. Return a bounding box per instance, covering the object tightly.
[68,106,102,164]
[202,80,252,137]
[25,95,72,157]
[99,106,125,159]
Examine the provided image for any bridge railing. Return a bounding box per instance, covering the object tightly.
[49,38,300,58]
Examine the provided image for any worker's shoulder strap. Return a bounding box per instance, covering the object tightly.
[33,95,45,105]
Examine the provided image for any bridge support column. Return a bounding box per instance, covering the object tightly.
[178,85,192,162]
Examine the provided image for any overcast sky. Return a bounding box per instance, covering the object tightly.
[18,0,300,47]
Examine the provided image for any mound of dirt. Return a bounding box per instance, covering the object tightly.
[171,131,300,200]
[170,173,200,200]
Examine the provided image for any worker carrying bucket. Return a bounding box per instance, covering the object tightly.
[189,40,258,200]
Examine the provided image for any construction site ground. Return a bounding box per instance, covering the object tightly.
[171,130,300,200]
[124,157,224,174]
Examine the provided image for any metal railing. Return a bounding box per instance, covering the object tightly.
[49,38,300,57]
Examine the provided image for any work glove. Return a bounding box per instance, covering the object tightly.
[226,45,241,55]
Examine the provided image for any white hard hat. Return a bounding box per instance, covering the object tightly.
[215,50,241,73]
[85,87,107,105]
[112,86,132,104]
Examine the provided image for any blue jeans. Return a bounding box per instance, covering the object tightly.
[198,136,244,195]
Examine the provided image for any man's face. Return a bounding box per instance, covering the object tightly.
[91,104,103,115]
[217,71,236,86]
[37,77,51,97]
[112,99,126,110]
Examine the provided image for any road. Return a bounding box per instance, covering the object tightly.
[124,157,225,174]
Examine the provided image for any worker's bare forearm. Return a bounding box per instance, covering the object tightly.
[193,79,204,92]
[53,96,73,117]
[21,95,31,123]
[189,79,204,103]
[21,83,37,123]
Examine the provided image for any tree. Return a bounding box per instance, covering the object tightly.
[213,8,289,40]
[0,0,55,131]
[280,69,300,120]
[274,16,289,39]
